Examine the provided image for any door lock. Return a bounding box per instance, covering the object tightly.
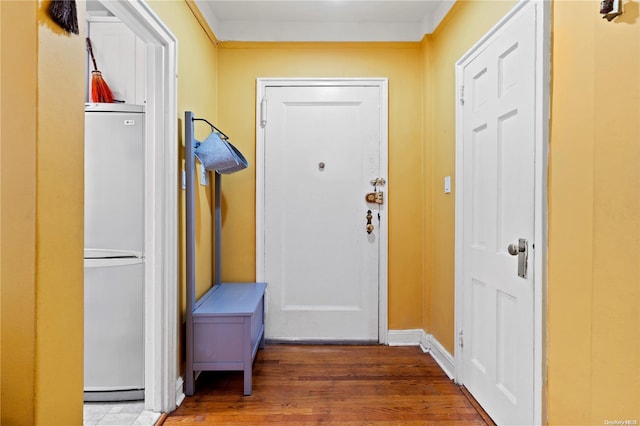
[366,210,374,234]
[365,192,384,204]
[507,238,528,279]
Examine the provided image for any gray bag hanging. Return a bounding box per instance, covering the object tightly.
[194,131,248,174]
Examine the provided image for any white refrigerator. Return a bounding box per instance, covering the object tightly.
[84,103,145,402]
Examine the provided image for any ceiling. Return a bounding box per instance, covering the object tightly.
[193,0,456,42]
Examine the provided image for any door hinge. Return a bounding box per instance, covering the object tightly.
[459,85,465,106]
[260,97,267,128]
[458,329,464,348]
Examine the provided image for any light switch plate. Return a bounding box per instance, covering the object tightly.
[444,176,451,194]
[200,168,209,186]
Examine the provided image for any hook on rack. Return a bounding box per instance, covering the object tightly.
[189,114,248,174]
[193,117,230,141]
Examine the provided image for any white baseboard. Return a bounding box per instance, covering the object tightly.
[175,376,185,407]
[387,329,455,380]
[423,333,455,380]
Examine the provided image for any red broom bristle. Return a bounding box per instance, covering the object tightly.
[91,71,114,103]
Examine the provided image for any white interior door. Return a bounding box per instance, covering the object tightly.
[459,3,536,425]
[260,82,386,342]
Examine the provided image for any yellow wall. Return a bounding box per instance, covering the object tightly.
[0,4,3,422]
[422,36,434,335]
[216,42,425,329]
[1,0,86,423]
[1,1,38,422]
[147,0,219,372]
[148,0,219,309]
[421,0,517,352]
[35,0,86,421]
[0,3,2,420]
[548,1,640,423]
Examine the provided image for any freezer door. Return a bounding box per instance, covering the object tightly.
[84,258,144,394]
[85,110,144,253]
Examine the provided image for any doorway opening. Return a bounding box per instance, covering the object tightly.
[83,0,179,414]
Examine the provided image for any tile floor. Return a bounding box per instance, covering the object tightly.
[83,401,161,426]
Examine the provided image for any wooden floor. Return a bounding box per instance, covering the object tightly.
[163,345,491,425]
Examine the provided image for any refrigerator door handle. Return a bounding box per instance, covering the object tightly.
[84,257,144,268]
[84,248,143,259]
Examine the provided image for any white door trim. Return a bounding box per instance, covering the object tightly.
[256,78,389,344]
[99,0,179,413]
[453,1,549,424]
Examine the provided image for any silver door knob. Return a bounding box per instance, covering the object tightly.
[508,243,523,256]
[508,239,529,279]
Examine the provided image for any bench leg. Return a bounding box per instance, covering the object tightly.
[243,364,252,396]
[186,369,195,396]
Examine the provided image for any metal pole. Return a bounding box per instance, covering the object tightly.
[215,172,222,286]
[184,111,195,395]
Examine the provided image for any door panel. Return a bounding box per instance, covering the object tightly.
[84,259,144,391]
[263,85,381,341]
[84,109,144,253]
[461,3,536,425]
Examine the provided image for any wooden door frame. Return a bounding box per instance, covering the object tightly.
[453,1,550,424]
[255,78,389,344]
[98,0,179,412]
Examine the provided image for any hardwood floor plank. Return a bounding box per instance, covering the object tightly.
[163,345,490,425]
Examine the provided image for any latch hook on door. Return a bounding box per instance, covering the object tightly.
[366,177,386,204]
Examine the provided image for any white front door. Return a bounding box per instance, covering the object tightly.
[258,81,387,342]
[458,3,537,425]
